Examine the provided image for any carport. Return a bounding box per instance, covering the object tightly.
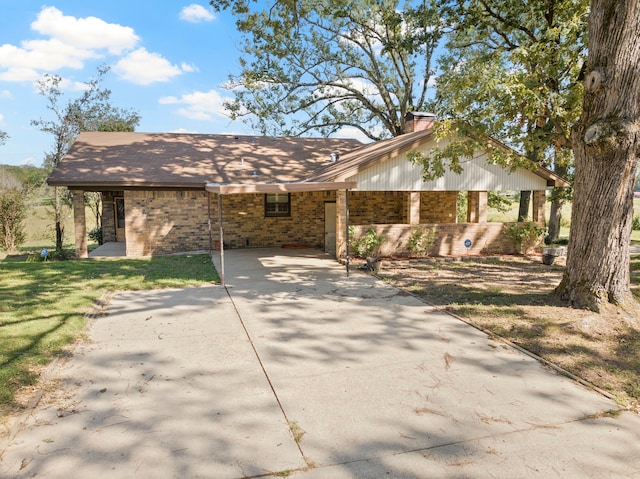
[205,181,357,285]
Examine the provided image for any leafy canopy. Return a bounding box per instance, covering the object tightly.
[210,0,445,139]
[412,0,588,179]
[32,65,140,172]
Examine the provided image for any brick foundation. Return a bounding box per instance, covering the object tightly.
[350,223,522,256]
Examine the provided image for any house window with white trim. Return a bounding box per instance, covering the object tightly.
[265,193,291,217]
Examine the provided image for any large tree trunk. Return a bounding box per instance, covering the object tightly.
[556,0,640,312]
[54,186,64,252]
[518,191,531,222]
[547,161,570,242]
[546,192,564,242]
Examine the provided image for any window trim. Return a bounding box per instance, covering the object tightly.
[264,193,291,217]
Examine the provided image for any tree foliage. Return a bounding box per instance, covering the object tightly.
[0,165,48,192]
[413,0,586,231]
[210,0,445,139]
[0,168,27,251]
[31,66,140,252]
[32,66,140,174]
[430,0,587,163]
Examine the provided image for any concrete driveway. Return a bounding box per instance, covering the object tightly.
[2,248,640,478]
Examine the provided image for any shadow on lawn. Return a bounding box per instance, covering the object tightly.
[0,254,218,412]
[380,257,640,407]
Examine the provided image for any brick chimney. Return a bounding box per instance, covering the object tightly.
[404,112,436,133]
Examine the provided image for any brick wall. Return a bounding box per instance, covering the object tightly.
[351,223,521,257]
[211,190,336,249]
[106,188,513,257]
[349,191,406,224]
[121,189,338,256]
[101,191,120,243]
[420,191,458,223]
[125,190,211,256]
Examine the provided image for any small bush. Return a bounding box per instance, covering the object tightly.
[408,226,436,256]
[0,187,27,251]
[504,222,545,255]
[88,226,103,245]
[349,227,384,258]
[633,215,640,231]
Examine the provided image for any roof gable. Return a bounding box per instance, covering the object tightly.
[308,129,568,189]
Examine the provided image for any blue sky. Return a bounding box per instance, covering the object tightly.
[0,1,262,166]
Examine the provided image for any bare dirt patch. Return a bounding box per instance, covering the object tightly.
[379,254,640,412]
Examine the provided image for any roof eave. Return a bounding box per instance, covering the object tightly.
[206,181,358,194]
[46,179,208,190]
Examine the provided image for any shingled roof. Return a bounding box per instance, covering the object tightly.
[47,132,363,189]
[49,128,568,191]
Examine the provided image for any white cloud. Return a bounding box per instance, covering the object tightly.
[332,126,374,144]
[31,6,138,55]
[0,112,4,123]
[0,90,11,99]
[0,6,139,82]
[159,89,230,120]
[113,48,187,85]
[180,4,216,23]
[180,62,199,73]
[170,127,199,134]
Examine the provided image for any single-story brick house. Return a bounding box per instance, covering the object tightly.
[48,112,568,260]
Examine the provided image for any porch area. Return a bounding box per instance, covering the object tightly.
[88,242,126,258]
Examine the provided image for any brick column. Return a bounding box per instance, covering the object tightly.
[71,190,88,258]
[408,192,420,225]
[101,192,116,243]
[532,190,546,224]
[336,190,347,259]
[467,191,488,223]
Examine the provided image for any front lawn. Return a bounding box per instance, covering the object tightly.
[0,254,218,418]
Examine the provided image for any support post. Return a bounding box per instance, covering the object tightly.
[345,189,350,276]
[71,190,88,259]
[207,192,213,255]
[408,192,420,225]
[532,190,546,224]
[218,194,225,286]
[467,191,488,223]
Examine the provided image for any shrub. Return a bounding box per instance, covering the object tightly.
[0,187,27,251]
[88,226,103,245]
[349,226,384,258]
[408,226,436,256]
[633,215,640,231]
[504,222,545,255]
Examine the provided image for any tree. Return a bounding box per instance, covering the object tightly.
[556,0,640,312]
[0,130,7,146]
[0,165,48,192]
[32,66,140,253]
[210,0,445,139]
[0,168,27,251]
[419,0,586,237]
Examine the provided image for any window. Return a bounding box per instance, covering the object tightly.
[265,193,291,217]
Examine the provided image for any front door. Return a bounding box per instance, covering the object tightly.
[114,197,125,242]
[324,202,336,255]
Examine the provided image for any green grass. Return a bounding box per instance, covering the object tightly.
[0,254,219,415]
